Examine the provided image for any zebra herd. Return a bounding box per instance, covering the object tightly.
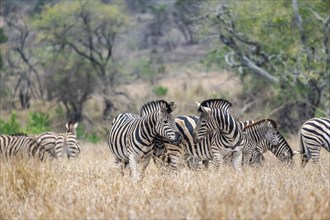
[0,99,329,181]
[107,99,329,180]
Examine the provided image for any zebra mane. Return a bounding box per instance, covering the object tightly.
[197,98,232,112]
[140,100,175,115]
[243,118,278,131]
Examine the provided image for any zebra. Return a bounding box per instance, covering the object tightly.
[298,117,330,167]
[193,99,246,172]
[36,121,80,159]
[0,134,46,161]
[108,100,181,180]
[240,118,280,165]
[252,133,293,166]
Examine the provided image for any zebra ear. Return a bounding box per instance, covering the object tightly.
[196,101,201,108]
[169,101,176,112]
[73,122,78,130]
[200,106,211,114]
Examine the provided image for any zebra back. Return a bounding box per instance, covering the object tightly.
[36,132,57,158]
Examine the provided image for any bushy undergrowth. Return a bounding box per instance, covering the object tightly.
[1,139,329,219]
[0,112,50,135]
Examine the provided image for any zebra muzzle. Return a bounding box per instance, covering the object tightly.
[171,132,182,145]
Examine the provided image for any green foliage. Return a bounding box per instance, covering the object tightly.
[0,28,8,44]
[202,48,227,71]
[34,1,128,43]
[0,112,21,134]
[0,112,51,135]
[153,86,168,97]
[24,112,50,134]
[202,0,329,118]
[76,123,102,144]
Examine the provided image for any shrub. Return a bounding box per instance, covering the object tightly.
[153,86,168,96]
[76,123,102,144]
[24,112,51,134]
[0,112,21,134]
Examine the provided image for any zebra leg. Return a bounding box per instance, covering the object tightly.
[128,153,140,181]
[114,157,126,176]
[211,151,223,171]
[310,145,321,165]
[232,150,243,174]
[242,152,252,166]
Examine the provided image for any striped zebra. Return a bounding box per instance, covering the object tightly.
[252,133,293,166]
[240,119,280,165]
[0,134,46,161]
[193,99,246,172]
[236,120,293,166]
[108,100,181,180]
[36,121,80,159]
[298,117,330,167]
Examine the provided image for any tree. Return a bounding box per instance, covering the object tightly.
[34,0,128,119]
[173,0,201,45]
[3,8,44,109]
[203,0,329,132]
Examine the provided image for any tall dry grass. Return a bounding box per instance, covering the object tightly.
[1,138,329,219]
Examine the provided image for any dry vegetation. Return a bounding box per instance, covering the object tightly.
[1,71,329,219]
[1,136,329,219]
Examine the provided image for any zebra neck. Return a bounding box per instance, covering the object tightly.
[139,113,158,143]
[269,138,290,156]
[244,125,266,145]
[213,129,243,147]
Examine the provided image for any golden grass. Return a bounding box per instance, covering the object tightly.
[1,137,329,220]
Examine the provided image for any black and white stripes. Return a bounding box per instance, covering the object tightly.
[108,100,181,180]
[299,117,330,166]
[0,134,46,161]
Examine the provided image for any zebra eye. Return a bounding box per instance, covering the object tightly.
[163,119,168,124]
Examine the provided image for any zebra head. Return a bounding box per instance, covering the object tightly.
[66,121,78,134]
[193,105,214,143]
[278,149,294,165]
[154,101,182,145]
[193,99,232,143]
[264,119,280,146]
